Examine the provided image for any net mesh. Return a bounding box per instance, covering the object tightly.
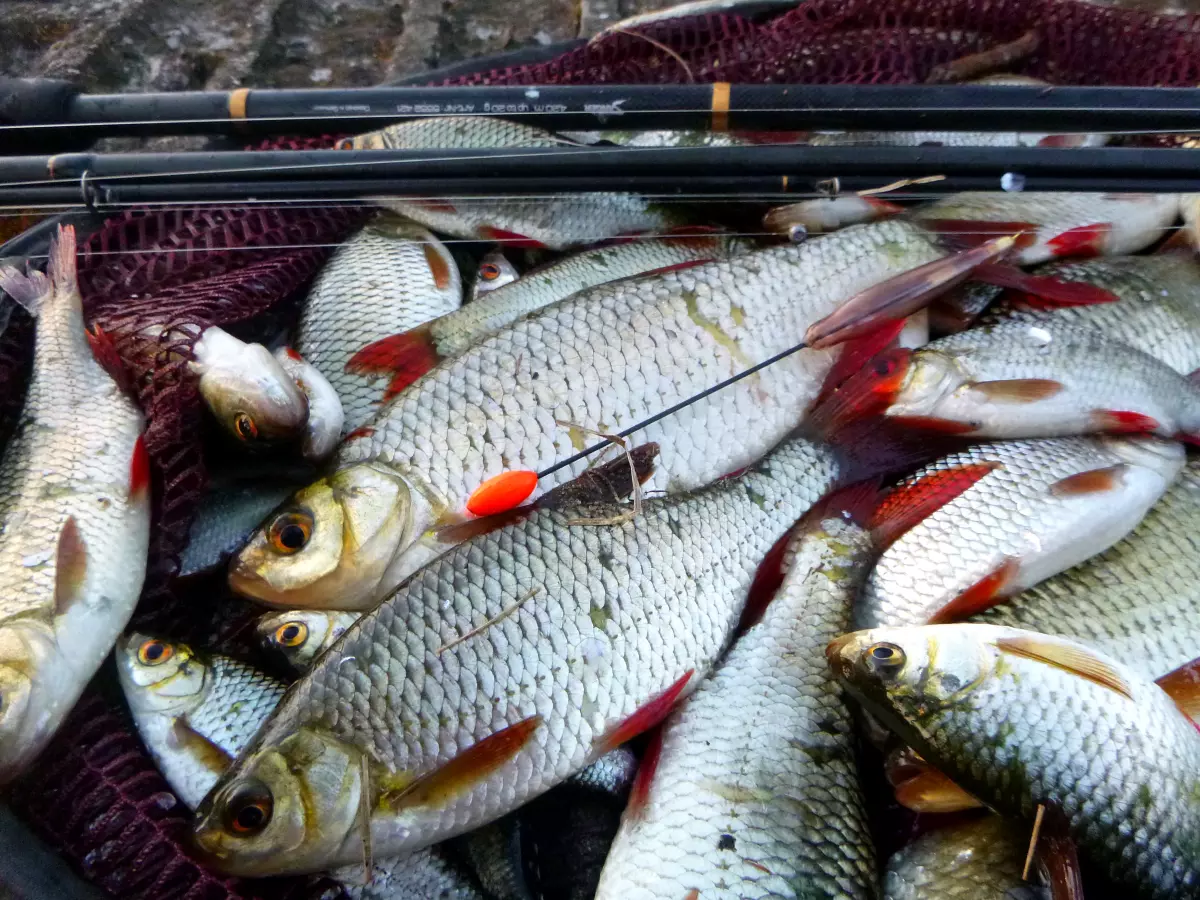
[4,0,1200,895]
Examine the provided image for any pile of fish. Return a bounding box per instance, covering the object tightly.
[2,112,1200,900]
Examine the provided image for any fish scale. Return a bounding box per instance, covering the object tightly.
[976,457,1200,680]
[594,513,878,900]
[857,436,1185,629]
[193,436,844,875]
[295,214,461,435]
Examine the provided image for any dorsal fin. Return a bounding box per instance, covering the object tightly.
[995,633,1134,700]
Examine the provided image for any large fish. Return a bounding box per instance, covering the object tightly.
[346,118,683,249]
[229,219,947,611]
[856,436,1185,628]
[594,490,878,900]
[191,435,846,874]
[115,632,484,900]
[912,193,1180,265]
[294,213,462,435]
[384,230,751,368]
[986,253,1200,375]
[0,226,150,782]
[883,816,1048,900]
[829,624,1200,900]
[817,319,1200,441]
[975,456,1200,681]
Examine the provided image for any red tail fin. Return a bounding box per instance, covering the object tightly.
[971,263,1119,307]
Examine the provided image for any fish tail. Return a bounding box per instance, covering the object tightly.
[48,225,78,301]
[0,265,52,316]
[0,225,78,318]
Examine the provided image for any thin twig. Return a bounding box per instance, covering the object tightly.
[1022,803,1047,880]
[554,418,644,525]
[857,175,947,196]
[359,754,374,880]
[436,587,540,656]
[607,28,697,83]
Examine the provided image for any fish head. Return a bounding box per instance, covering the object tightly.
[0,619,72,782]
[883,348,973,422]
[191,327,309,447]
[255,610,342,671]
[115,633,208,716]
[229,463,414,610]
[271,347,345,463]
[826,626,994,732]
[471,249,519,300]
[192,726,364,876]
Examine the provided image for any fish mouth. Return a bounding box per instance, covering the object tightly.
[825,632,861,681]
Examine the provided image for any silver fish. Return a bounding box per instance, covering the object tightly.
[272,346,344,462]
[471,249,519,301]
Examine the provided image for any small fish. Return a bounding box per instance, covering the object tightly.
[255,608,361,673]
[294,213,462,436]
[189,326,308,447]
[913,192,1180,265]
[595,488,878,900]
[345,118,684,249]
[884,816,1049,900]
[230,219,947,611]
[829,624,1200,900]
[272,346,344,462]
[391,230,751,363]
[856,436,1185,628]
[192,435,847,874]
[764,194,903,240]
[820,319,1200,441]
[0,226,149,783]
[471,249,519,301]
[976,456,1200,681]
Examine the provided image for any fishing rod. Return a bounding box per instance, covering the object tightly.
[6,80,1200,144]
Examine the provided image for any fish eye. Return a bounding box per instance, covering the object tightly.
[138,640,174,666]
[480,262,502,281]
[223,780,274,835]
[269,512,313,554]
[274,621,309,648]
[866,642,906,676]
[235,413,259,441]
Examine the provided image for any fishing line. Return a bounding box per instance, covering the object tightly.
[536,337,811,480]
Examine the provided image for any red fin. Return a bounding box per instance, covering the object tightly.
[805,236,1020,349]
[282,346,304,362]
[625,727,664,819]
[1037,134,1093,148]
[887,748,984,813]
[415,199,458,213]
[422,245,453,290]
[812,318,908,411]
[467,471,539,517]
[662,225,725,252]
[970,378,1064,402]
[1047,223,1111,259]
[863,197,905,215]
[1089,410,1162,434]
[738,527,795,634]
[54,517,88,617]
[917,219,1039,251]
[597,670,693,755]
[927,558,1019,623]
[1034,803,1086,900]
[886,415,978,434]
[478,226,546,250]
[344,425,375,442]
[684,891,700,900]
[129,435,150,505]
[86,325,131,393]
[870,462,1000,551]
[382,715,542,810]
[435,507,531,544]
[636,258,716,277]
[1049,464,1128,497]
[1156,657,1200,723]
[345,327,442,402]
[807,347,912,439]
[971,263,1120,306]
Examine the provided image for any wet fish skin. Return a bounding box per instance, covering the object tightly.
[178,476,300,578]
[193,436,845,875]
[912,192,1180,265]
[230,219,945,611]
[273,347,344,462]
[425,232,752,360]
[0,227,149,783]
[975,456,1200,681]
[116,633,287,809]
[471,249,519,301]
[986,253,1200,375]
[348,117,682,249]
[879,319,1200,440]
[829,624,1200,900]
[255,608,361,673]
[883,816,1048,900]
[190,326,309,447]
[857,436,1185,629]
[294,214,461,435]
[764,195,901,239]
[595,508,878,900]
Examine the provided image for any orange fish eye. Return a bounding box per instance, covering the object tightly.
[223,780,274,835]
[234,413,258,441]
[268,512,313,554]
[138,640,173,666]
[467,470,539,517]
[274,621,309,648]
[480,262,502,281]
